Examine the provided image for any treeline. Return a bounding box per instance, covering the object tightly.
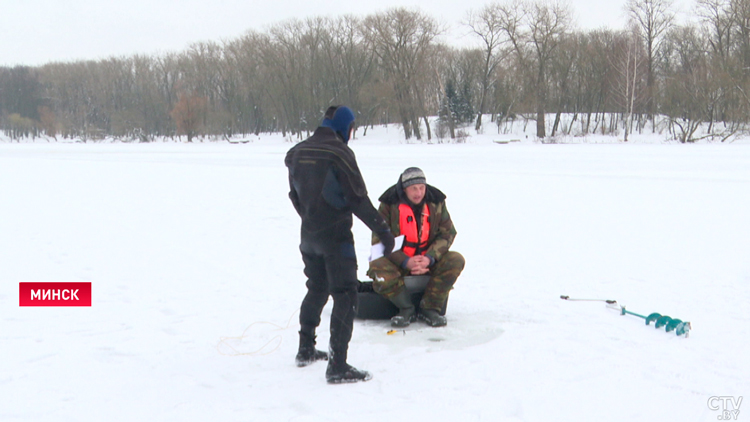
[1,0,750,143]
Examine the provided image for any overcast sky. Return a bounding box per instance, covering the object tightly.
[1,0,693,67]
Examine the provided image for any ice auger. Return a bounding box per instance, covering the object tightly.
[560,295,691,337]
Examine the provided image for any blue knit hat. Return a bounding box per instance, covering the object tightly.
[321,105,355,143]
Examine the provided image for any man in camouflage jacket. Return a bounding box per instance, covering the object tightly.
[368,167,465,327]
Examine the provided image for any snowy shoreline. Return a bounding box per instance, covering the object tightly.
[3,115,750,146]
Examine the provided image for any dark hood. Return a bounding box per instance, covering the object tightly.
[320,105,355,144]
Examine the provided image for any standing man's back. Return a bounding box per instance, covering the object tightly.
[285,105,394,384]
[286,129,365,241]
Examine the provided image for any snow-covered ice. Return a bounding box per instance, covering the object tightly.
[1,128,749,421]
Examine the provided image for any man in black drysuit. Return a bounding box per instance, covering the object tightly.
[285,105,394,384]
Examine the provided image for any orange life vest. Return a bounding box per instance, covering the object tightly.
[398,203,430,257]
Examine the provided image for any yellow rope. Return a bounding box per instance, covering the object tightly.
[217,310,297,357]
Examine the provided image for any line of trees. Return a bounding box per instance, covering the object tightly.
[1,0,749,143]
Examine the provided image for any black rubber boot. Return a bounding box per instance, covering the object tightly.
[388,290,416,328]
[295,330,328,367]
[325,362,373,384]
[419,308,447,327]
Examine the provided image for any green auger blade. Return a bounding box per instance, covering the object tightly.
[629,310,691,337]
[655,315,673,329]
[665,319,682,332]
[645,313,662,325]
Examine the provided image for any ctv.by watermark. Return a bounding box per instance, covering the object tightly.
[708,396,743,421]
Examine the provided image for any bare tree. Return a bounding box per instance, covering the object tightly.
[362,8,442,140]
[730,0,750,77]
[224,31,275,135]
[697,0,734,62]
[661,25,714,142]
[610,29,647,141]
[497,0,572,139]
[320,16,374,110]
[549,34,578,136]
[465,3,507,132]
[170,92,207,143]
[626,0,676,125]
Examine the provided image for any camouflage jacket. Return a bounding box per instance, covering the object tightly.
[371,183,457,268]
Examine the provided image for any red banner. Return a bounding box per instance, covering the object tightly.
[19,282,92,307]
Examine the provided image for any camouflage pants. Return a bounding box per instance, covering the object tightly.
[367,251,465,311]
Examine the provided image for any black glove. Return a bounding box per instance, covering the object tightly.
[378,230,395,256]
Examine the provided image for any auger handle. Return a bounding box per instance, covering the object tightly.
[560,295,617,304]
[620,306,648,319]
